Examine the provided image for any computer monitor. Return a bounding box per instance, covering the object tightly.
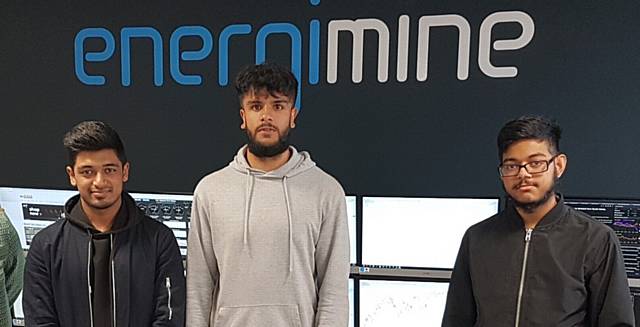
[0,187,192,256]
[0,187,77,249]
[564,197,640,280]
[349,278,354,327]
[362,197,499,269]
[129,192,192,257]
[359,279,449,326]
[346,195,356,264]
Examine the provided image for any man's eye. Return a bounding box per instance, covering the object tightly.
[529,161,544,168]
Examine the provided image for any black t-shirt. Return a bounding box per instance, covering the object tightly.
[90,234,111,327]
[71,201,128,327]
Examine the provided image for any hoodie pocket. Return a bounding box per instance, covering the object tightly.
[213,304,302,327]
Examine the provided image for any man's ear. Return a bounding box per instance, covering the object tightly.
[554,153,567,178]
[290,107,298,128]
[66,166,77,187]
[240,108,247,129]
[122,162,130,183]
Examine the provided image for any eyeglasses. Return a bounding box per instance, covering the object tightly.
[498,154,560,177]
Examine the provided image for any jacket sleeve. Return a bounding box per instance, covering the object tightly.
[23,232,59,327]
[314,184,350,327]
[0,211,25,310]
[152,226,186,327]
[586,227,635,326]
[186,190,219,327]
[0,210,25,326]
[442,230,476,326]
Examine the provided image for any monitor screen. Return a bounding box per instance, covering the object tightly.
[564,197,640,279]
[346,195,356,264]
[349,278,354,327]
[362,197,499,269]
[0,187,76,249]
[0,187,192,257]
[359,279,449,326]
[129,192,192,257]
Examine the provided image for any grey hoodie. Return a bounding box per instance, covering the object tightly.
[186,146,350,327]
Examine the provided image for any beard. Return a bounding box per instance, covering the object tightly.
[507,175,559,214]
[246,125,291,158]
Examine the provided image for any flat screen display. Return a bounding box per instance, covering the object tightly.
[359,279,449,327]
[362,197,499,269]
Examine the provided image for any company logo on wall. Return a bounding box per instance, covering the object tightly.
[74,0,534,109]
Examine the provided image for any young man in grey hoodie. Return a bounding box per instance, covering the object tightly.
[186,63,350,327]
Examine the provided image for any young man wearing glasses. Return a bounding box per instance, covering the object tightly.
[442,116,634,326]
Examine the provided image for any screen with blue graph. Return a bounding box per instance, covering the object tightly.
[565,197,640,278]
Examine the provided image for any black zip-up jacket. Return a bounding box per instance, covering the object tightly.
[443,197,634,326]
[23,193,186,327]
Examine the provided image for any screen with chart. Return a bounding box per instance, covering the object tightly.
[0,187,76,249]
[359,279,449,327]
[0,187,192,257]
[565,197,640,279]
[362,197,499,269]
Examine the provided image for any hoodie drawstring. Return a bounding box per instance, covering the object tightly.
[282,176,294,276]
[243,169,294,276]
[243,169,255,246]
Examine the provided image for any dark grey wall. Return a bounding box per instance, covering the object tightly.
[2,0,639,199]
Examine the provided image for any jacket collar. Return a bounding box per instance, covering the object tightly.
[65,192,142,234]
[506,193,568,230]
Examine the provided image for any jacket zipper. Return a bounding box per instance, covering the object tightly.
[166,277,173,320]
[86,233,95,327]
[110,234,117,327]
[514,228,533,327]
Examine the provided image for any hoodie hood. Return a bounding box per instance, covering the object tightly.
[229,145,316,276]
[230,145,316,178]
[64,192,143,234]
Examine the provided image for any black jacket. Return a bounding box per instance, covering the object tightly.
[442,197,634,327]
[23,193,186,327]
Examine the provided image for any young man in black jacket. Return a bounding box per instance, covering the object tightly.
[23,121,185,327]
[443,116,634,326]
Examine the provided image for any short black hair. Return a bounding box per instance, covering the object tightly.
[234,63,298,105]
[497,116,562,160]
[63,121,127,166]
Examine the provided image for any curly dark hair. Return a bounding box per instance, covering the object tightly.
[234,63,298,105]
